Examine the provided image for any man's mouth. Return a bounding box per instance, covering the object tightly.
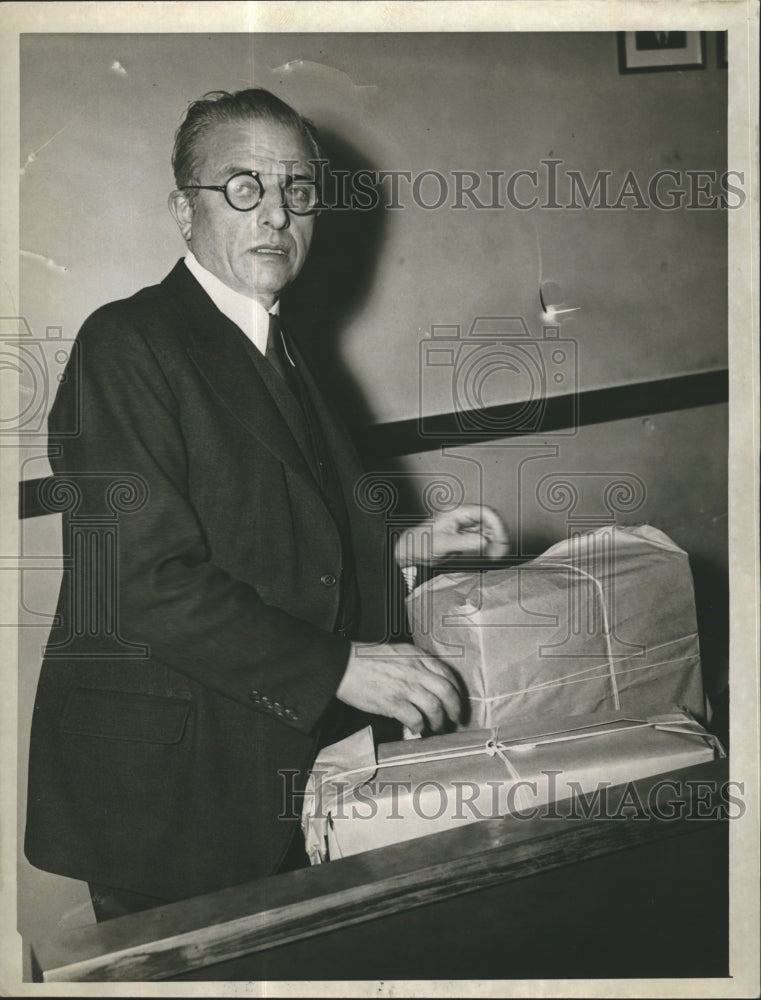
[252,245,289,257]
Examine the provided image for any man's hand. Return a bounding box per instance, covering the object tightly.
[395,503,510,569]
[336,642,464,735]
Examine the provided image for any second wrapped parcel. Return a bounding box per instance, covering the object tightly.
[406,525,706,729]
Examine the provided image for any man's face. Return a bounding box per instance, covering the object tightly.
[174,118,317,308]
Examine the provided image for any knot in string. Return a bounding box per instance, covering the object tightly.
[483,733,534,813]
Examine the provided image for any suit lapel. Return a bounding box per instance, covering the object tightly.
[293,350,359,490]
[293,346,390,640]
[161,261,320,489]
[161,260,388,640]
[289,339,385,536]
[236,333,322,482]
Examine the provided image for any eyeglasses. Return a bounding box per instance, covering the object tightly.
[183,170,320,215]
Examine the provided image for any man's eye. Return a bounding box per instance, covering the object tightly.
[287,184,314,208]
[228,175,260,198]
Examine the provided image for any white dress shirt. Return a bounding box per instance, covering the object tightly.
[184,251,278,355]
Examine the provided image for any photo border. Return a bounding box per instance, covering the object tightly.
[1,2,758,998]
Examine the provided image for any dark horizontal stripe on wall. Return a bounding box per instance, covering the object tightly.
[18,369,728,518]
[19,479,56,520]
[358,368,729,460]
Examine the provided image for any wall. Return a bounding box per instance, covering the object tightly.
[20,32,727,426]
[16,31,728,966]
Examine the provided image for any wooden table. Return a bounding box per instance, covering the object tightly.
[31,757,729,982]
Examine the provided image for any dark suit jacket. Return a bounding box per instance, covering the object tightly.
[24,260,388,899]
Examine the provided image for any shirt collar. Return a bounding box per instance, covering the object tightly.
[184,251,278,355]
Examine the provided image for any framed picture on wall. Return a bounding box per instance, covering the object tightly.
[618,31,706,73]
[717,30,728,68]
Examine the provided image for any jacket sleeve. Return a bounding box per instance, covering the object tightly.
[48,306,353,734]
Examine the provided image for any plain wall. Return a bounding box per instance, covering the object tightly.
[20,32,727,428]
[16,31,728,968]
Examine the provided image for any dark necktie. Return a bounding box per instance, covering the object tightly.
[265,312,359,641]
[265,312,301,401]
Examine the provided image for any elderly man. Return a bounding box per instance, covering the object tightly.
[25,89,508,920]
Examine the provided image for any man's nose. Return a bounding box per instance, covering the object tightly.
[256,184,289,230]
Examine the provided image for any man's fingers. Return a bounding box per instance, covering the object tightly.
[409,685,449,733]
[415,666,464,725]
[394,703,426,736]
[485,535,510,558]
[337,644,465,733]
[393,658,463,732]
[434,504,510,558]
[466,505,509,554]
[445,506,480,528]
[422,655,467,699]
[395,687,452,734]
[480,506,510,553]
[396,506,510,567]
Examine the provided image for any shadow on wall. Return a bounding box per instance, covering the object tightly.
[283,129,386,429]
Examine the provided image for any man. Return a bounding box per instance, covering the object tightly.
[25,89,508,920]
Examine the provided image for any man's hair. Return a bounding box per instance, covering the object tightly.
[172,88,325,194]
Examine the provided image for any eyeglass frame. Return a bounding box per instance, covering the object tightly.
[182,170,322,215]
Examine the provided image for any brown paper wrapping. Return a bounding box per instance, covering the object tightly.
[407,525,705,730]
[302,709,722,863]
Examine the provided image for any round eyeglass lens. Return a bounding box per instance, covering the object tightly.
[226,174,263,210]
[285,182,318,214]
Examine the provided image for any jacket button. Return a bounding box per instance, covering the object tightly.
[320,573,337,587]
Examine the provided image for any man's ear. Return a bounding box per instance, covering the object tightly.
[168,189,193,243]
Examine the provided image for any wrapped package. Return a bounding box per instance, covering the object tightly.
[407,524,706,729]
[302,710,723,864]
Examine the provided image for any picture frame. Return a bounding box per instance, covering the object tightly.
[717,30,728,69]
[618,31,706,73]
